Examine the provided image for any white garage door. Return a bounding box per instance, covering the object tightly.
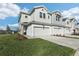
[34,26,50,37]
[52,27,62,35]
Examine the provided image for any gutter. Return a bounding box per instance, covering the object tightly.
[22,21,71,28]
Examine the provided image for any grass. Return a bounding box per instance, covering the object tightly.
[0,34,75,56]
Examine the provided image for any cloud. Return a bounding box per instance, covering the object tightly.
[0,23,19,30]
[0,3,20,19]
[0,26,6,30]
[8,23,19,27]
[8,23,19,31]
[62,7,79,20]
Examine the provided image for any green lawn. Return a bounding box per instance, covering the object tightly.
[0,34,75,56]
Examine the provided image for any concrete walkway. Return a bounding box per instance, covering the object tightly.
[75,48,79,56]
[41,36,79,56]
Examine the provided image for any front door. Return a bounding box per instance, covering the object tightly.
[73,29,75,34]
[23,26,27,35]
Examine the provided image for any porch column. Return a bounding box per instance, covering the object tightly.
[20,24,24,35]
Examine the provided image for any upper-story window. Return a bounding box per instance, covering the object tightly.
[39,12,46,19]
[67,21,69,24]
[48,15,50,19]
[56,14,61,21]
[43,13,45,19]
[70,19,73,22]
[42,9,44,11]
[62,18,67,22]
[25,16,28,18]
[40,12,42,18]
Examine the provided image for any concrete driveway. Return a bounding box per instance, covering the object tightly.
[41,36,79,56]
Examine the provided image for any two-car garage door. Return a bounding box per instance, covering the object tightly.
[33,26,50,37]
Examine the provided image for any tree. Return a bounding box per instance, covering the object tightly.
[6,25,11,34]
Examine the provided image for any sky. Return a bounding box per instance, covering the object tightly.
[0,3,79,30]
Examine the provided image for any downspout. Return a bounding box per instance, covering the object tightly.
[32,11,35,37]
[50,14,52,36]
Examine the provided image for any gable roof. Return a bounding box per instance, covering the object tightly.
[18,5,48,22]
[19,5,48,16]
[20,6,63,16]
[62,18,68,22]
[29,5,48,15]
[18,11,29,22]
[67,17,77,23]
[51,10,62,15]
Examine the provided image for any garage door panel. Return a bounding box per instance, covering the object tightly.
[34,27,50,37]
[34,28,43,36]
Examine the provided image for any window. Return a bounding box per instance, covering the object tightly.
[40,12,42,18]
[39,12,46,19]
[42,9,44,11]
[62,18,67,22]
[43,13,45,18]
[48,15,50,19]
[25,16,28,18]
[67,21,69,24]
[56,14,61,21]
[70,19,73,22]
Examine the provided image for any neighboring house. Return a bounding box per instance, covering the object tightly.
[7,25,18,34]
[0,30,7,34]
[18,5,79,38]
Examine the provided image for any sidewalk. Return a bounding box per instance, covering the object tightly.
[65,35,79,39]
[74,48,79,56]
